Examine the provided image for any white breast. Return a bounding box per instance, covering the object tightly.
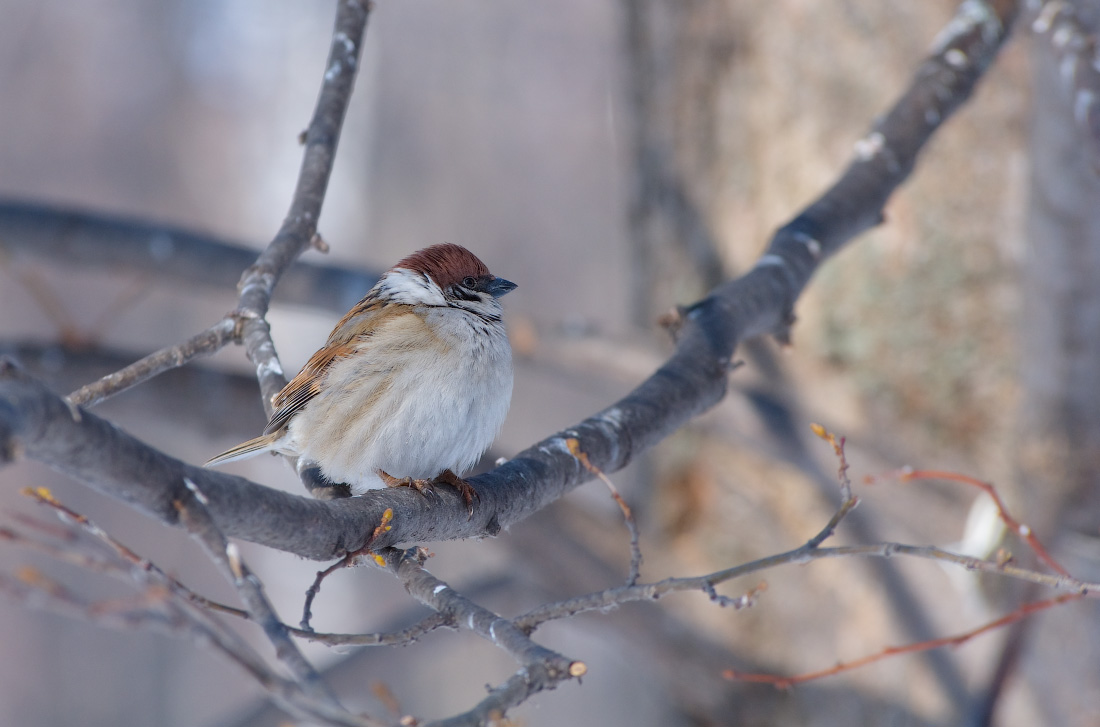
[285,305,512,491]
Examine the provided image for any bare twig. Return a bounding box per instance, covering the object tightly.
[514,491,1096,636]
[380,546,586,724]
[292,611,455,648]
[175,478,340,708]
[511,538,1097,634]
[236,0,371,415]
[5,494,373,727]
[67,317,239,407]
[53,0,372,413]
[724,593,1085,688]
[566,437,643,585]
[17,487,248,619]
[382,546,584,674]
[804,424,859,548]
[301,508,393,631]
[421,664,576,727]
[891,468,1071,576]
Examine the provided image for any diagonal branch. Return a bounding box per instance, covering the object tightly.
[0,200,379,315]
[174,477,340,707]
[67,318,239,408]
[236,0,372,414]
[378,546,586,726]
[0,1,1021,557]
[51,0,372,413]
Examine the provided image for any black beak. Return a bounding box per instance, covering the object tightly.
[487,277,517,298]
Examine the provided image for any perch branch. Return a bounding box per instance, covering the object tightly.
[0,0,1023,558]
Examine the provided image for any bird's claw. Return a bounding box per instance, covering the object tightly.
[379,470,477,515]
[435,469,478,516]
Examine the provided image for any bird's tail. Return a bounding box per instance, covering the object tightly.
[205,432,282,467]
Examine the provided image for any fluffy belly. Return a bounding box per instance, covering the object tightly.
[286,349,511,492]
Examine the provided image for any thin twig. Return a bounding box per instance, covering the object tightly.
[724,592,1085,688]
[2,505,370,727]
[891,468,1071,576]
[379,546,586,724]
[18,487,249,618]
[291,611,455,647]
[67,317,239,407]
[175,478,341,708]
[805,423,859,548]
[514,537,1097,635]
[566,437,643,586]
[301,508,393,631]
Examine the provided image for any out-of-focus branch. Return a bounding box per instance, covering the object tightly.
[1030,0,1100,167]
[724,593,1085,689]
[236,0,371,414]
[2,492,375,727]
[0,200,379,314]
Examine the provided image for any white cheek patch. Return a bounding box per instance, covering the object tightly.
[380,269,447,306]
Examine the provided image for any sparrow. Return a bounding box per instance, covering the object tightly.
[206,243,516,506]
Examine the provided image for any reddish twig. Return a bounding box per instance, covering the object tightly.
[724,592,1084,689]
[883,468,1071,577]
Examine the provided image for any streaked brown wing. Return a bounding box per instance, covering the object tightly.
[264,344,347,434]
[263,294,383,435]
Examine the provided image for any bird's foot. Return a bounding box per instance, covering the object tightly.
[379,471,438,502]
[435,469,478,515]
[378,470,477,515]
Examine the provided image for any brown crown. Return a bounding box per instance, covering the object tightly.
[393,244,492,288]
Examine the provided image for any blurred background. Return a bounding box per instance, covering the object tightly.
[1,0,1098,725]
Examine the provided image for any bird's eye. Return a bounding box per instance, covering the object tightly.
[462,276,477,288]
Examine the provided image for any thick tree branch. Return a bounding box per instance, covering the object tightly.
[0,200,378,314]
[0,0,1022,559]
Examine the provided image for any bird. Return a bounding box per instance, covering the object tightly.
[206,243,516,507]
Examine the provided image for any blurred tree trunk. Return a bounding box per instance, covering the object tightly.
[622,0,733,330]
[1013,2,1100,724]
[1020,1,1100,538]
